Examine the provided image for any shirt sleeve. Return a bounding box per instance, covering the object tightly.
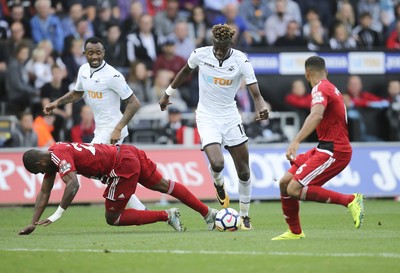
[240,58,257,85]
[187,50,199,69]
[108,73,134,101]
[311,85,328,108]
[74,67,84,91]
[50,146,76,177]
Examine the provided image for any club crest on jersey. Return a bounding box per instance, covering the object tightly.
[228,66,235,71]
[87,90,103,99]
[312,91,324,103]
[59,160,71,174]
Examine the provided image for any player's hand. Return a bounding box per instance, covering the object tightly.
[43,102,57,115]
[110,129,122,144]
[36,218,53,227]
[18,224,36,235]
[255,107,269,121]
[159,93,172,111]
[286,141,299,161]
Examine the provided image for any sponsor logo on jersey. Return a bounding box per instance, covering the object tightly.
[204,62,215,68]
[203,75,233,86]
[59,160,72,174]
[312,91,324,103]
[87,90,103,99]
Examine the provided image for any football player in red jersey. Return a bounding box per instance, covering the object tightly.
[272,56,365,240]
[18,142,218,235]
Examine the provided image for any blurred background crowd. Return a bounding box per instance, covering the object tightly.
[0,0,399,148]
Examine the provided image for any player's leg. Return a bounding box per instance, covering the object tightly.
[226,142,253,230]
[144,173,217,230]
[203,144,230,208]
[197,117,229,208]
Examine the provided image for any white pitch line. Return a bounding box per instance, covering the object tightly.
[1,248,400,259]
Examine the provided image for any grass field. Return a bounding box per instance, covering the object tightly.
[0,199,399,273]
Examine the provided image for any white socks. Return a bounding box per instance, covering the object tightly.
[126,194,146,210]
[239,178,252,216]
[209,165,224,186]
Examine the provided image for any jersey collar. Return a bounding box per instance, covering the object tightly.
[90,61,106,78]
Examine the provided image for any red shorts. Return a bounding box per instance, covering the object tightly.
[289,147,352,187]
[103,145,162,201]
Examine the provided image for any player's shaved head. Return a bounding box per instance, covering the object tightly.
[305,56,326,72]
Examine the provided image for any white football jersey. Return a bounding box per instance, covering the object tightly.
[74,61,133,141]
[188,46,257,119]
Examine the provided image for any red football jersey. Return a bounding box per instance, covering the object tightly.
[48,142,118,178]
[311,79,352,153]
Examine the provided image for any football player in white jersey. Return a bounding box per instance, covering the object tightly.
[43,37,146,211]
[159,24,269,230]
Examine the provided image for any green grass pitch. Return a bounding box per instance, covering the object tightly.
[0,199,399,273]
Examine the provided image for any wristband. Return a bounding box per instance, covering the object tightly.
[165,85,176,96]
[47,206,65,223]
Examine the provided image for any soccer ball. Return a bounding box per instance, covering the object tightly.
[215,208,241,232]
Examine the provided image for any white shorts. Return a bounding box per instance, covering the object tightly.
[91,130,126,145]
[196,115,248,149]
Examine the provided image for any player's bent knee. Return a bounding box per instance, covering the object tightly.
[286,182,302,199]
[238,171,250,182]
[210,161,224,173]
[105,213,120,226]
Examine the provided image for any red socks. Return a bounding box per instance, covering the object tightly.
[117,209,168,226]
[301,186,354,206]
[168,180,209,217]
[281,195,302,234]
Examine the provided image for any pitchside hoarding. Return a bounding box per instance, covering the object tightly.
[0,144,399,205]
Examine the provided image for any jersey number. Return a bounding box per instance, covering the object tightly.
[71,143,96,155]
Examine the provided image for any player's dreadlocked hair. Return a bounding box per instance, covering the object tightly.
[211,24,236,41]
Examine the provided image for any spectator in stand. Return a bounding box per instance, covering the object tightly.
[4,21,33,56]
[70,104,95,143]
[168,20,195,60]
[30,0,64,55]
[40,65,72,142]
[178,0,201,16]
[144,0,168,16]
[357,0,389,33]
[352,12,381,49]
[127,60,158,105]
[63,17,93,59]
[5,4,32,39]
[9,110,38,147]
[93,1,119,41]
[158,106,184,144]
[26,47,53,89]
[264,0,295,45]
[203,0,238,26]
[329,22,357,50]
[0,17,10,40]
[85,0,120,22]
[5,42,40,115]
[187,6,208,47]
[213,3,252,47]
[268,0,302,26]
[285,79,312,111]
[154,0,187,38]
[33,113,56,147]
[153,39,187,82]
[385,80,400,141]
[296,0,335,31]
[103,23,129,72]
[306,18,329,51]
[62,38,86,84]
[120,0,143,36]
[274,20,307,47]
[285,79,312,137]
[387,2,400,38]
[61,3,94,40]
[302,8,320,37]
[0,41,9,98]
[386,19,400,49]
[344,75,388,141]
[330,1,356,37]
[345,75,388,108]
[239,0,272,47]
[126,14,163,69]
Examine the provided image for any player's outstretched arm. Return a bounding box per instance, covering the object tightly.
[159,64,193,111]
[247,83,269,121]
[18,173,56,235]
[43,90,84,115]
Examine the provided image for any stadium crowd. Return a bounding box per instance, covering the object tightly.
[0,0,400,147]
